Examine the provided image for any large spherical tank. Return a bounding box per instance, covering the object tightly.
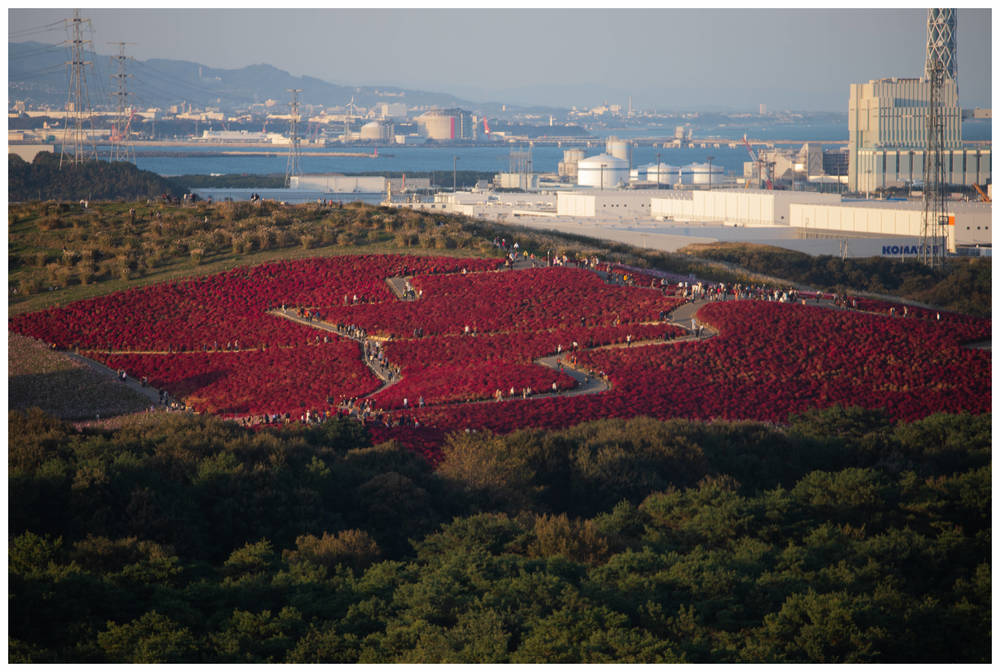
[577,153,629,188]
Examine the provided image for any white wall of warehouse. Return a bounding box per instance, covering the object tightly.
[790,203,991,249]
[556,193,596,217]
[652,190,840,226]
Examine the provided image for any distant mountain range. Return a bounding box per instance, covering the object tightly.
[9,41,559,116]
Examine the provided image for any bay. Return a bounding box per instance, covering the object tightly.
[129,118,988,186]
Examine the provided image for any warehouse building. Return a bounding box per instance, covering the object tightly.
[791,200,991,253]
[651,190,841,227]
[557,190,653,218]
[291,174,431,193]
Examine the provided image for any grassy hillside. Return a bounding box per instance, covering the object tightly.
[680,242,990,316]
[7,200,502,315]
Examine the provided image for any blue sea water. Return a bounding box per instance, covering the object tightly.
[132,119,990,188]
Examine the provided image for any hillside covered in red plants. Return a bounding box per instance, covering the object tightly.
[9,254,989,462]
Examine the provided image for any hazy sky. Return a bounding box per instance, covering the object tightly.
[8,6,993,111]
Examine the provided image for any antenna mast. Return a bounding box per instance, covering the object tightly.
[285,88,303,188]
[108,41,136,163]
[60,9,98,168]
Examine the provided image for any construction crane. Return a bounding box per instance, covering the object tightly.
[109,109,135,143]
[973,184,991,203]
[742,134,773,190]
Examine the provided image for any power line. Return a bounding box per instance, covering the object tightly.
[8,43,67,60]
[129,59,227,103]
[9,20,66,39]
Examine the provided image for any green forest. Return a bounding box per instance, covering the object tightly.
[8,153,183,203]
[9,407,991,663]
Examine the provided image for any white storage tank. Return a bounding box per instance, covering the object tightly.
[682,162,724,185]
[606,136,632,164]
[417,110,455,140]
[360,121,392,142]
[577,153,629,188]
[646,162,681,186]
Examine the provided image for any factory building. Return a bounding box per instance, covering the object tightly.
[495,173,539,191]
[791,201,990,253]
[197,130,270,143]
[557,190,653,218]
[416,108,476,141]
[846,76,989,192]
[377,102,408,119]
[847,10,991,192]
[852,146,991,192]
[558,148,585,182]
[745,143,847,188]
[291,174,431,193]
[576,153,629,188]
[651,190,841,227]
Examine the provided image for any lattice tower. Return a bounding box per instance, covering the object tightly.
[285,89,303,188]
[59,9,98,168]
[108,42,136,163]
[920,59,949,267]
[925,9,957,85]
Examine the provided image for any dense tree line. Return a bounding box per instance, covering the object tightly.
[9,407,990,662]
[8,153,184,203]
[682,242,990,316]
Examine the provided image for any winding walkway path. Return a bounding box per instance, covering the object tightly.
[269,289,713,408]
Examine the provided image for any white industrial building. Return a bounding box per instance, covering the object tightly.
[558,148,585,182]
[791,200,991,252]
[847,11,991,192]
[197,130,276,143]
[495,173,540,191]
[651,190,842,227]
[557,190,653,218]
[391,183,990,257]
[291,174,431,194]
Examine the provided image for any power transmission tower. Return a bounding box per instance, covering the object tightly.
[285,89,303,188]
[60,9,98,168]
[921,59,949,267]
[108,41,136,163]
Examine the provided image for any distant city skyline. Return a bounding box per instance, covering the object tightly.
[8,7,993,111]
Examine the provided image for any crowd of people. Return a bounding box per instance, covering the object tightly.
[337,397,422,428]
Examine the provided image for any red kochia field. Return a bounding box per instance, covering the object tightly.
[9,254,990,460]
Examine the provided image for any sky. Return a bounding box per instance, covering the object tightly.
[7,5,994,112]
